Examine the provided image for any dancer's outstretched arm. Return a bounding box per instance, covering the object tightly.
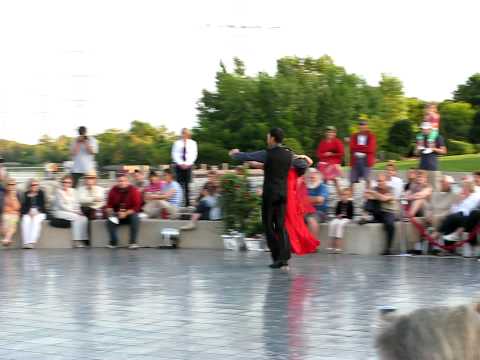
[229,149,267,163]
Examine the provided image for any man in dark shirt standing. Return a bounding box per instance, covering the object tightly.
[415,122,447,190]
[229,128,293,270]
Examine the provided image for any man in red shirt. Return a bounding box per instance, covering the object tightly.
[349,120,376,190]
[315,125,344,182]
[105,172,142,249]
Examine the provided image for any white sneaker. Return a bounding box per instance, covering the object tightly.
[443,233,459,242]
[23,244,35,249]
[180,222,196,231]
[75,241,85,248]
[106,244,116,249]
[128,243,139,250]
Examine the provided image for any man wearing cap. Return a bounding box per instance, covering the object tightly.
[415,122,447,191]
[349,120,376,189]
[77,171,106,241]
[315,126,344,182]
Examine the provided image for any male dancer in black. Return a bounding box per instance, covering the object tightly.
[229,128,293,270]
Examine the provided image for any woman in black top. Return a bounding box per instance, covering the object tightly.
[327,188,354,253]
[21,179,47,249]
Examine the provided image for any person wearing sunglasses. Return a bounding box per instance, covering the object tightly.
[1,179,21,247]
[52,175,89,248]
[20,179,47,249]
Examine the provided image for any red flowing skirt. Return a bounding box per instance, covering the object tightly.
[285,169,320,255]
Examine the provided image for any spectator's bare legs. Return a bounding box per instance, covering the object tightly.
[408,199,426,218]
[306,216,320,241]
[2,224,16,245]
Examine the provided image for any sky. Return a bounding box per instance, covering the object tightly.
[0,0,478,144]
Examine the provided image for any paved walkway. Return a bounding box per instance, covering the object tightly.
[1,250,480,360]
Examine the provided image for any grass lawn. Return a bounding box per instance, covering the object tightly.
[374,154,480,172]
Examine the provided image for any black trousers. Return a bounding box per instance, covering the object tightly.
[106,213,140,245]
[438,212,467,235]
[467,210,480,245]
[195,199,211,220]
[175,167,192,206]
[364,200,396,252]
[262,196,290,264]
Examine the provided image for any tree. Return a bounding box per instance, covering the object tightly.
[469,110,480,144]
[454,73,480,107]
[438,101,475,141]
[387,120,414,155]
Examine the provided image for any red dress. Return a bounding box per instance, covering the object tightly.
[285,169,320,255]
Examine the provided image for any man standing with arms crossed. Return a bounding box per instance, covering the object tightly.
[171,128,198,207]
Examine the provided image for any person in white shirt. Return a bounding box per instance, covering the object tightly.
[52,175,89,248]
[77,171,105,240]
[432,178,480,245]
[385,162,404,199]
[171,128,198,206]
[70,126,99,188]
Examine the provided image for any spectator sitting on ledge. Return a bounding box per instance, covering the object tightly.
[105,172,142,249]
[305,168,329,223]
[181,170,221,230]
[143,169,182,219]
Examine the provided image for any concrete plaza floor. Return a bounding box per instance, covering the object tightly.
[1,249,480,360]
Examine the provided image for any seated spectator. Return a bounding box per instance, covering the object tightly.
[78,171,105,241]
[133,169,149,191]
[21,179,47,249]
[105,172,142,249]
[327,188,354,253]
[412,175,458,254]
[78,171,105,218]
[359,173,397,255]
[432,178,480,249]
[181,170,221,230]
[385,162,404,199]
[305,168,329,222]
[144,169,182,219]
[52,175,89,248]
[473,171,480,193]
[404,168,417,192]
[404,170,432,217]
[143,170,165,206]
[1,179,20,247]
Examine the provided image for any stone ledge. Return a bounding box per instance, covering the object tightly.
[1,219,423,255]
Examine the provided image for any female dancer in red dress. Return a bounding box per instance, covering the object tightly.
[285,156,320,255]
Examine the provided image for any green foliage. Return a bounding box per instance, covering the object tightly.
[446,139,476,155]
[283,138,304,154]
[197,56,411,158]
[197,143,230,165]
[454,73,480,107]
[0,121,175,167]
[387,120,414,155]
[406,97,427,126]
[469,111,480,143]
[438,101,475,141]
[220,172,262,236]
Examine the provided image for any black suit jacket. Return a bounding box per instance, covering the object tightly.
[263,145,293,201]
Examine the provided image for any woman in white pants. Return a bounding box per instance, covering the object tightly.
[327,188,354,253]
[52,175,88,247]
[21,179,47,249]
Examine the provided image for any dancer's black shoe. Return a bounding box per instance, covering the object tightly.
[269,261,286,269]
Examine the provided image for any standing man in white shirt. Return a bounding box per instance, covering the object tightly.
[70,126,99,188]
[171,128,198,206]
